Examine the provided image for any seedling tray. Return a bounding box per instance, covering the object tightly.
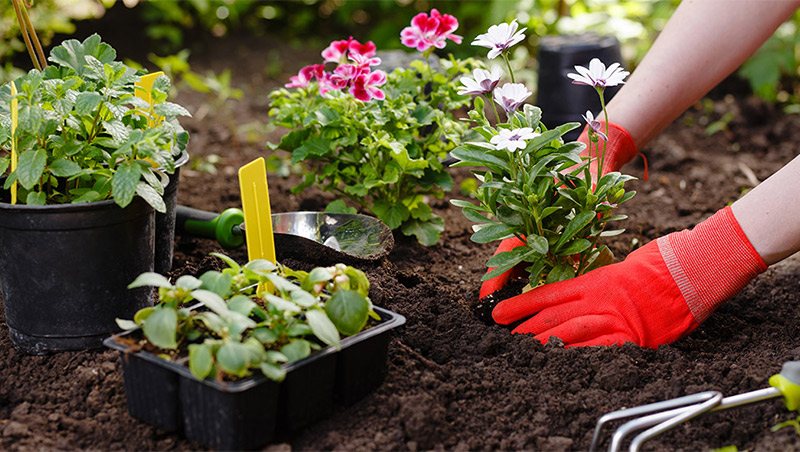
[104,306,405,450]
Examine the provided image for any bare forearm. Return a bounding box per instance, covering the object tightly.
[732,154,800,265]
[607,0,800,149]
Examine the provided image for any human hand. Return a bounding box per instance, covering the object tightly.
[492,207,766,348]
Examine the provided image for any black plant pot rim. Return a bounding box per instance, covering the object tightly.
[104,306,406,393]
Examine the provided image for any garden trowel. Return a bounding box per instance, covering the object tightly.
[175,206,393,264]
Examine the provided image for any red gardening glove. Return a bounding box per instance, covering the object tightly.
[577,120,639,180]
[492,206,766,348]
[479,122,639,300]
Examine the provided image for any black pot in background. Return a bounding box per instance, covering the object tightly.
[154,150,189,274]
[0,197,155,354]
[537,33,623,142]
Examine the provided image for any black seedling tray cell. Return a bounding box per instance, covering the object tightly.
[104,306,406,450]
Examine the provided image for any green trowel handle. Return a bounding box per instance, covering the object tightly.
[770,361,800,411]
[175,205,245,249]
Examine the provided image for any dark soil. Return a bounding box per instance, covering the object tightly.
[3,26,800,452]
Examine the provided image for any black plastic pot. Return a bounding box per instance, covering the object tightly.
[0,197,155,354]
[104,306,406,450]
[537,33,622,141]
[154,150,190,274]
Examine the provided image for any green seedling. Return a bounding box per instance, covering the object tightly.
[118,253,376,382]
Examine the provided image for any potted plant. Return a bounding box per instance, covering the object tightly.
[450,20,636,291]
[268,9,479,246]
[0,33,190,354]
[105,253,405,450]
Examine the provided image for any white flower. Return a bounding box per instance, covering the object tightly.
[457,66,504,96]
[490,127,540,152]
[582,110,608,141]
[471,19,527,60]
[567,58,629,88]
[493,82,531,115]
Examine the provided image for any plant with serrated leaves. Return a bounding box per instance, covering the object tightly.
[451,19,636,288]
[117,253,377,382]
[0,34,190,211]
[268,11,478,246]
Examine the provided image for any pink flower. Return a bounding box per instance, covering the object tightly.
[322,38,353,63]
[349,51,381,70]
[400,9,462,52]
[285,64,325,88]
[350,70,387,102]
[348,39,377,58]
[582,110,608,141]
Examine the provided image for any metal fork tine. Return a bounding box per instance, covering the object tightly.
[589,391,722,452]
[626,391,723,452]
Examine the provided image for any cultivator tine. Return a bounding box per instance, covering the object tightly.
[620,391,722,452]
[589,391,721,452]
[591,386,786,452]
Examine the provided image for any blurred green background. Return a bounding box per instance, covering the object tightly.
[4,0,800,106]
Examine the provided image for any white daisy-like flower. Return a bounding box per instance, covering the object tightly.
[493,82,531,115]
[582,110,608,141]
[471,19,527,60]
[490,127,540,152]
[457,66,504,96]
[567,58,629,88]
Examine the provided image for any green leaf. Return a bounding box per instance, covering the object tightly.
[372,200,409,230]
[292,137,331,164]
[48,34,116,76]
[486,247,538,268]
[260,362,286,382]
[190,289,228,316]
[128,272,172,289]
[555,211,596,250]
[48,159,82,178]
[175,275,202,290]
[545,264,575,285]
[199,270,232,297]
[210,252,241,273]
[325,199,357,215]
[306,309,341,347]
[74,92,103,115]
[153,102,191,118]
[228,295,257,316]
[142,307,178,349]
[25,191,46,205]
[111,162,140,208]
[281,339,312,362]
[115,318,139,331]
[133,307,154,324]
[556,239,592,256]
[401,216,445,246]
[325,290,369,336]
[216,342,249,377]
[135,181,166,213]
[15,149,46,190]
[527,234,549,255]
[584,246,614,273]
[450,146,510,173]
[470,222,516,244]
[496,205,523,226]
[188,343,214,380]
[254,327,278,344]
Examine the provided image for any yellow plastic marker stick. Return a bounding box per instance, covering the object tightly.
[238,158,276,292]
[10,81,18,204]
[134,71,165,128]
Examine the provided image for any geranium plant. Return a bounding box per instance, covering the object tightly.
[268,9,478,246]
[451,19,636,287]
[0,34,190,212]
[117,253,377,382]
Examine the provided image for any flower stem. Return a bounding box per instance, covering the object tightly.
[597,86,608,183]
[502,53,515,84]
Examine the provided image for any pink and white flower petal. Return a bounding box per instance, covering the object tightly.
[471,19,527,59]
[493,82,531,114]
